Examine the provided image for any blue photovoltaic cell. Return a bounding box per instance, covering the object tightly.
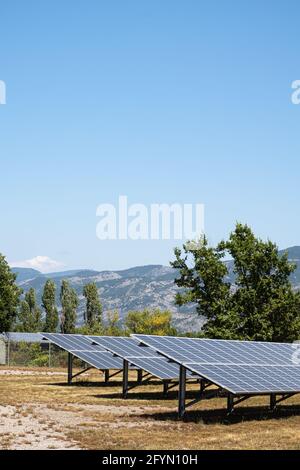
[42,333,123,370]
[133,335,298,366]
[90,336,194,380]
[72,351,123,370]
[128,357,186,380]
[89,336,157,358]
[133,334,300,395]
[42,333,106,352]
[186,363,300,394]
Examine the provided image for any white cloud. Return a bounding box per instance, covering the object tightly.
[10,256,65,273]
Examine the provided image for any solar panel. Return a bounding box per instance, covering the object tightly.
[133,335,298,366]
[133,334,300,398]
[89,336,194,380]
[42,333,123,370]
[128,357,188,380]
[89,336,158,358]
[42,333,106,352]
[72,351,123,370]
[185,363,300,394]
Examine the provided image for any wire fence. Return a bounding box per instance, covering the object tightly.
[1,341,86,368]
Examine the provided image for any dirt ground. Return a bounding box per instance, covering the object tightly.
[1,366,300,450]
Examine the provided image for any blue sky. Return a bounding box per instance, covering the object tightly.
[1,1,300,272]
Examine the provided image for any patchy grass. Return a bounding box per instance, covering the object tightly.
[1,366,300,449]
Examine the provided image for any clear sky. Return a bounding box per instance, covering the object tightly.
[1,1,300,272]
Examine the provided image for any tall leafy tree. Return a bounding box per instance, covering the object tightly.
[60,280,78,334]
[0,254,21,331]
[17,288,42,332]
[42,280,58,332]
[171,224,300,341]
[83,282,102,328]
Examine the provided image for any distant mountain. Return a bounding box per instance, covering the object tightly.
[11,268,43,283]
[12,265,202,332]
[12,246,300,333]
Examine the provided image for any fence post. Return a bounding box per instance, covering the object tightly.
[7,338,10,366]
[48,342,51,368]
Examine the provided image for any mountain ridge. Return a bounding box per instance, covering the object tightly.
[11,246,300,332]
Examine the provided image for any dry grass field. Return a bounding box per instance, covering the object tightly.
[1,366,300,450]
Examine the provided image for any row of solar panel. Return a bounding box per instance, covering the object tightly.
[41,333,300,395]
[42,333,185,380]
[133,335,300,394]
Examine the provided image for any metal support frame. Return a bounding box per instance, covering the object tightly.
[227,393,234,414]
[270,393,276,411]
[178,365,187,418]
[67,352,73,385]
[227,394,252,414]
[200,379,206,395]
[137,369,143,384]
[105,369,110,383]
[106,369,122,380]
[71,366,92,380]
[163,380,169,397]
[122,359,129,398]
[270,393,297,410]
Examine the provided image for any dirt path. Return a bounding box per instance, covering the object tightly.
[0,404,82,449]
[0,369,66,376]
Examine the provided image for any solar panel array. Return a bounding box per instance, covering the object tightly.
[187,364,300,394]
[132,335,298,365]
[133,335,300,395]
[89,336,155,358]
[89,336,192,380]
[42,333,123,370]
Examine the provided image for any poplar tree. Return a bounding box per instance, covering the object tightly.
[17,288,42,332]
[60,280,78,334]
[42,280,58,332]
[83,282,102,328]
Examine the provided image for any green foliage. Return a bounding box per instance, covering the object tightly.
[9,342,48,367]
[60,280,78,333]
[172,224,300,341]
[76,322,105,336]
[42,280,58,332]
[83,282,102,329]
[16,288,43,332]
[104,310,125,336]
[125,308,177,335]
[0,254,22,331]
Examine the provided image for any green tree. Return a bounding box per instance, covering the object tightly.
[60,280,78,334]
[0,254,21,331]
[125,308,177,335]
[42,280,58,332]
[17,288,42,332]
[17,300,32,332]
[83,282,102,328]
[104,310,124,336]
[171,224,300,341]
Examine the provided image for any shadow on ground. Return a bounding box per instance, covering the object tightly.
[140,404,300,425]
[44,380,300,425]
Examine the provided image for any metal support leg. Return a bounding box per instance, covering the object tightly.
[227,393,234,414]
[137,369,143,384]
[200,379,205,395]
[270,393,276,411]
[67,353,73,385]
[163,381,169,397]
[122,359,129,398]
[178,365,186,418]
[105,370,110,383]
